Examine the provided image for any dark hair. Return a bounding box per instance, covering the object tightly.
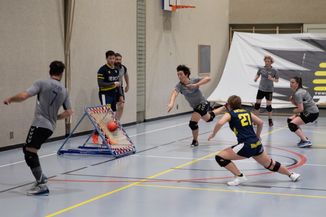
[105,50,115,58]
[115,53,122,57]
[227,95,242,110]
[176,65,191,77]
[49,61,65,76]
[292,76,303,89]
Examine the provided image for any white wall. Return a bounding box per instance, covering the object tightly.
[145,0,229,119]
[69,0,137,132]
[0,0,64,147]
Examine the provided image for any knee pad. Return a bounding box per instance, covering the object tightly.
[215,155,231,167]
[206,111,215,122]
[288,122,298,132]
[287,118,292,124]
[254,103,261,110]
[189,121,198,130]
[266,105,272,112]
[23,147,40,169]
[266,159,281,172]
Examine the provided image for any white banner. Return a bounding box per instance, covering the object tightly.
[208,32,326,108]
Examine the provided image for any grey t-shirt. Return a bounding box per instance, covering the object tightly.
[293,88,319,114]
[257,67,279,92]
[175,78,206,108]
[118,65,128,94]
[26,79,72,131]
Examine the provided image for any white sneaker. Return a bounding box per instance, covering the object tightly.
[227,175,247,186]
[289,173,300,182]
[27,184,49,196]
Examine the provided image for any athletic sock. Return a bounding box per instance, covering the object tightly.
[31,166,44,184]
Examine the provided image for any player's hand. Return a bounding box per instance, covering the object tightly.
[114,82,120,87]
[167,103,173,112]
[186,83,198,89]
[254,78,257,82]
[125,85,129,93]
[3,98,11,105]
[268,75,274,81]
[208,133,215,141]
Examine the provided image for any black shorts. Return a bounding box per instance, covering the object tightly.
[231,140,264,158]
[99,91,117,111]
[256,90,273,101]
[193,101,210,116]
[25,126,53,150]
[300,112,319,124]
[116,87,125,102]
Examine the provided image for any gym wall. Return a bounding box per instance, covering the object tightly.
[145,0,229,119]
[230,0,326,24]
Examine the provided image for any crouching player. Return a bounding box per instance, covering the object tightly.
[208,95,300,186]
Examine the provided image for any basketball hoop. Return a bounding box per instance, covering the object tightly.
[171,5,196,11]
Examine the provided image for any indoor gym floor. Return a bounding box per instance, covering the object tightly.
[0,114,325,217]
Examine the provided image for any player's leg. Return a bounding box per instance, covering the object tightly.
[254,90,263,117]
[215,145,247,186]
[116,94,125,121]
[189,112,201,146]
[288,115,311,147]
[24,126,52,195]
[253,151,300,181]
[266,92,273,126]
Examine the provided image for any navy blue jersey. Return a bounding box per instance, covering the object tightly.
[228,109,258,144]
[97,64,120,93]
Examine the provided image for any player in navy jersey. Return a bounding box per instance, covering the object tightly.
[3,61,73,195]
[208,95,300,186]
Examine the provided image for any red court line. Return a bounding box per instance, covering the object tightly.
[49,147,307,184]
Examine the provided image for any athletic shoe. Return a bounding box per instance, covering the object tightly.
[191,140,199,147]
[297,137,309,146]
[297,140,312,148]
[268,119,273,127]
[27,184,49,196]
[289,173,300,182]
[227,175,247,186]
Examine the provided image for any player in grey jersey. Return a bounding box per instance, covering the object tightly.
[253,55,279,127]
[3,61,73,195]
[288,76,319,148]
[167,65,217,147]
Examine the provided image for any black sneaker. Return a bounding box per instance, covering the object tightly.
[191,140,199,147]
[27,184,49,196]
[268,119,273,127]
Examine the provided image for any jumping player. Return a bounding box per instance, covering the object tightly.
[253,55,279,127]
[167,65,216,147]
[208,95,300,186]
[288,76,319,148]
[3,61,73,195]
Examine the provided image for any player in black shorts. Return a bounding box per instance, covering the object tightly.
[253,56,279,127]
[208,95,300,186]
[3,61,73,195]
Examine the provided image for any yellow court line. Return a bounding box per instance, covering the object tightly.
[46,152,218,217]
[136,184,326,199]
[46,126,286,216]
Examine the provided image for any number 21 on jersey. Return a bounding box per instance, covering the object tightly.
[238,113,252,126]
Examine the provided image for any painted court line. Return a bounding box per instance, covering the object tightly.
[136,184,326,199]
[45,151,218,217]
[0,122,188,169]
[46,126,295,216]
